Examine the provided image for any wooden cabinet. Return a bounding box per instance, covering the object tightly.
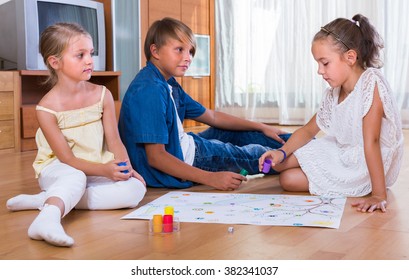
[0,70,121,152]
[140,0,215,131]
[0,72,20,153]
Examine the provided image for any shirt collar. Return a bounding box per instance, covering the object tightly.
[146,61,179,88]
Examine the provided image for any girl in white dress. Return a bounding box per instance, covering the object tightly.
[6,23,146,247]
[259,14,403,213]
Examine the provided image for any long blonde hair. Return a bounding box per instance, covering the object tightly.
[39,22,91,87]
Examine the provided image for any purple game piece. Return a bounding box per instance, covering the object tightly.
[262,159,272,173]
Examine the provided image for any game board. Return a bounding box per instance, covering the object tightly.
[122,191,347,229]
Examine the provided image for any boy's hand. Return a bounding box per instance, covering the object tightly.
[208,171,247,191]
[261,125,288,144]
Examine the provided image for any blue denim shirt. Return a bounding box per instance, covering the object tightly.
[118,61,206,188]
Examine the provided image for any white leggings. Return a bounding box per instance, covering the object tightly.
[38,160,146,217]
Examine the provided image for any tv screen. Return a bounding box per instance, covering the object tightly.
[38,2,99,56]
[0,0,106,71]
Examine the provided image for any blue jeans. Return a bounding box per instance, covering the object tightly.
[190,128,291,175]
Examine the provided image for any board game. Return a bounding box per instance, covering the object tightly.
[122,191,346,229]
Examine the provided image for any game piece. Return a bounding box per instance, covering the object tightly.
[163,215,173,233]
[239,169,249,176]
[118,162,129,173]
[152,214,163,233]
[262,159,271,173]
[164,206,174,216]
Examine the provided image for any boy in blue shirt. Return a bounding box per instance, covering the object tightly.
[119,17,291,191]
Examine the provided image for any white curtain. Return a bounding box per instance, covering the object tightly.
[383,0,409,128]
[215,0,409,127]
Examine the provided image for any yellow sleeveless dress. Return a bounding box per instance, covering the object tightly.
[33,86,114,177]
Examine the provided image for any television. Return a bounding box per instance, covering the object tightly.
[0,0,106,71]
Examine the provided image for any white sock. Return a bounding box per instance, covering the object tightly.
[28,204,74,247]
[6,192,46,211]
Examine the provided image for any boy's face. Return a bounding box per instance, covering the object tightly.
[150,38,194,80]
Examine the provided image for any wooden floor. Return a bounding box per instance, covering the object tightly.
[1,129,408,260]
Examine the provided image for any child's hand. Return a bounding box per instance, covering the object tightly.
[208,171,247,191]
[104,160,132,181]
[261,125,288,144]
[115,159,146,187]
[351,196,387,213]
[258,150,283,172]
[131,170,146,186]
[115,160,146,185]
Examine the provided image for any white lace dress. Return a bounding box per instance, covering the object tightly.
[293,68,404,197]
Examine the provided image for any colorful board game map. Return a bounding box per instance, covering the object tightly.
[122,191,347,229]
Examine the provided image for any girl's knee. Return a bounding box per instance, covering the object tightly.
[124,179,147,207]
[279,169,309,192]
[63,170,87,195]
[279,173,296,191]
[78,178,146,210]
[71,170,87,187]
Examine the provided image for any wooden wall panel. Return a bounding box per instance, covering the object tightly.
[182,76,210,128]
[148,0,181,24]
[181,0,209,34]
[140,0,149,67]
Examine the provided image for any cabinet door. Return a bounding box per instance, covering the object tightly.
[0,72,15,150]
[0,92,14,121]
[0,72,15,121]
[0,120,14,149]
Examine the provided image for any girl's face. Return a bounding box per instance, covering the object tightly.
[59,34,94,81]
[150,37,194,80]
[311,38,350,88]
